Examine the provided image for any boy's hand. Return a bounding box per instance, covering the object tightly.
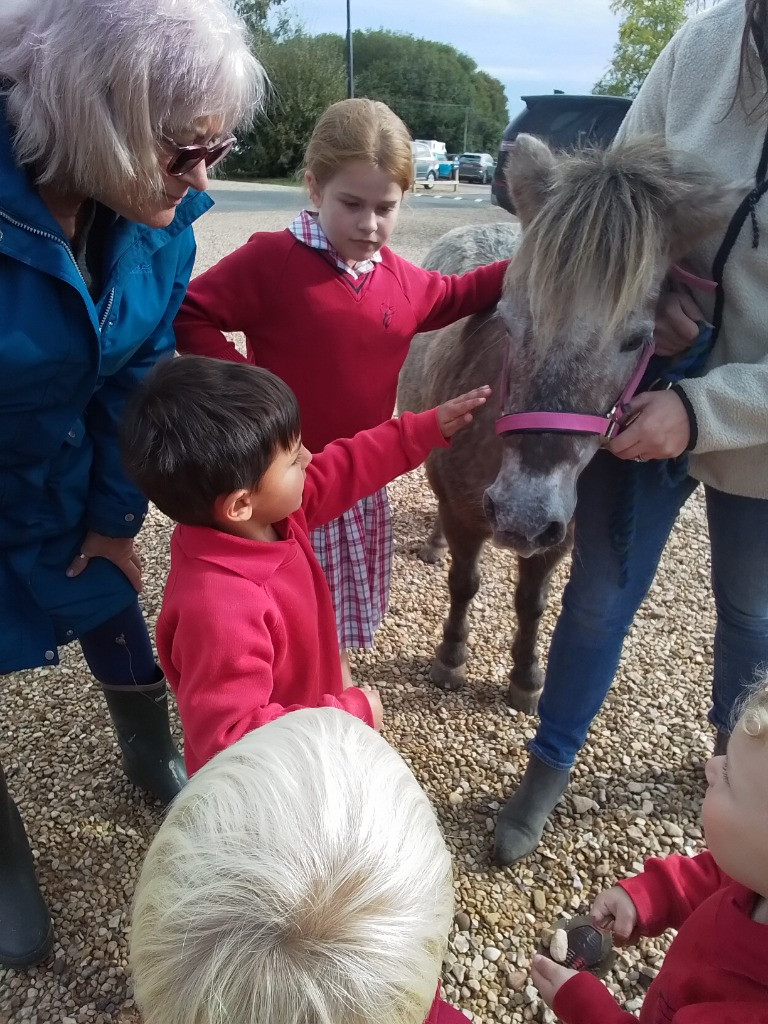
[590,886,638,945]
[531,953,577,1008]
[437,386,491,438]
[360,685,383,731]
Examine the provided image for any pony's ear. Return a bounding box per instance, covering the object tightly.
[665,176,746,263]
[506,134,557,228]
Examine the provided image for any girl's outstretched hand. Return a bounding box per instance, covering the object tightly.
[437,385,491,438]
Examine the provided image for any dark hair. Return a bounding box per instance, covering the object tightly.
[736,0,768,117]
[122,356,301,525]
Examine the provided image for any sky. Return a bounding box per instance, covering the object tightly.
[283,0,622,122]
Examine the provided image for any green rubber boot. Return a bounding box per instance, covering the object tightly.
[0,765,54,968]
[102,676,187,805]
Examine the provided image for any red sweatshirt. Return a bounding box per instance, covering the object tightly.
[156,409,449,775]
[174,229,508,452]
[553,851,768,1024]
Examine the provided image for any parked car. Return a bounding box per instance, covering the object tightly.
[438,154,459,180]
[457,152,496,184]
[491,93,632,214]
[411,141,439,189]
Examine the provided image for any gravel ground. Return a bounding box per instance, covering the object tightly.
[0,188,716,1023]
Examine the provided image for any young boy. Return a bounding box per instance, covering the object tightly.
[130,706,469,1023]
[531,679,768,1023]
[122,355,488,774]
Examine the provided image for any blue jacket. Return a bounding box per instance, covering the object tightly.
[0,101,212,672]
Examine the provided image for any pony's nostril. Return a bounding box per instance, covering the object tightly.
[536,520,567,548]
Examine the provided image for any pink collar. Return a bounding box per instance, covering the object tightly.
[495,263,715,439]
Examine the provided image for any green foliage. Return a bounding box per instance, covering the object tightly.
[230,27,509,178]
[231,0,287,38]
[227,31,346,179]
[594,0,697,98]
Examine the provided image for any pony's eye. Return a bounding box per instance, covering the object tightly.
[621,333,647,352]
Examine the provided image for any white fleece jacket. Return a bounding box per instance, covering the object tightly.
[616,0,768,498]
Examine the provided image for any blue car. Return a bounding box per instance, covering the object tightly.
[438,155,458,180]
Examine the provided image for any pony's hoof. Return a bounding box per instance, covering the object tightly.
[418,543,445,565]
[507,681,542,715]
[430,660,465,691]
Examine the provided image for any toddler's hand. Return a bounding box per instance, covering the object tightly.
[531,953,577,1008]
[360,685,383,731]
[590,886,638,945]
[437,386,491,438]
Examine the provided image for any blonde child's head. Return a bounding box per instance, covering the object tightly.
[130,707,454,1024]
[702,674,768,897]
[304,98,414,192]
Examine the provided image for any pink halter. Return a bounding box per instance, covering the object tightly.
[495,265,717,440]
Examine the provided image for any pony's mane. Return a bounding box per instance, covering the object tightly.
[509,138,698,349]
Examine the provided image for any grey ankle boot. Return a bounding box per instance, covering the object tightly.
[494,753,570,865]
[101,675,187,805]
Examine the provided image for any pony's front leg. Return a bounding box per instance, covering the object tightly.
[508,529,573,713]
[430,505,485,692]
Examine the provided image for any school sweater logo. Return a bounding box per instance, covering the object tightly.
[381,303,395,328]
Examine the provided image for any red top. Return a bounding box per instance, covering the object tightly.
[427,990,469,1022]
[553,851,768,1024]
[156,410,449,775]
[174,229,508,452]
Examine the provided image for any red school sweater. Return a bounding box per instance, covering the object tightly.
[156,409,449,775]
[174,229,509,452]
[553,851,768,1024]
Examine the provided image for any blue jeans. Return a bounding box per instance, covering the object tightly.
[531,451,768,771]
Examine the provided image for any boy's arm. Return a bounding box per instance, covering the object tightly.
[552,972,639,1024]
[301,409,449,530]
[173,237,266,362]
[408,257,512,333]
[618,850,725,936]
[162,575,373,768]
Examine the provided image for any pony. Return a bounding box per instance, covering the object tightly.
[398,134,735,713]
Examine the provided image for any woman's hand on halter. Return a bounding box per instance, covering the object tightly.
[653,289,706,357]
[66,531,143,591]
[437,385,492,438]
[608,389,691,462]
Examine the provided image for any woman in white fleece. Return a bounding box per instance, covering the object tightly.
[494,0,768,867]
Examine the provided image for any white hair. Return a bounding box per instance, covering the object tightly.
[0,0,265,200]
[130,708,454,1024]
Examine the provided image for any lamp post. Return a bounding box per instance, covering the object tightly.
[346,0,354,99]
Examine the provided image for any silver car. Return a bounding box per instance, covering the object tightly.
[411,141,439,189]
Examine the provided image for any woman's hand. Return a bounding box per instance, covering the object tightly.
[654,290,707,357]
[66,531,143,591]
[608,390,691,462]
[531,953,578,1008]
[590,886,639,945]
[437,385,491,438]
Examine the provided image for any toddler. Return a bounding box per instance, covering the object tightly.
[174,97,509,685]
[532,679,768,1022]
[130,705,469,1024]
[122,355,487,773]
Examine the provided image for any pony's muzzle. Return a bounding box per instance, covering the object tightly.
[482,492,568,555]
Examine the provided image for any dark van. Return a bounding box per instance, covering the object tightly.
[491,93,632,215]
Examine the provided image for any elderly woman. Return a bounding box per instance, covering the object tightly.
[0,0,263,966]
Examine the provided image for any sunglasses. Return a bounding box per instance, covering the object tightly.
[161,134,236,177]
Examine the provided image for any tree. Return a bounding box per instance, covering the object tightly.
[227,31,346,178]
[231,0,287,38]
[594,0,711,98]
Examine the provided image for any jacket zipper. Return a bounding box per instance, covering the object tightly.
[0,206,115,331]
